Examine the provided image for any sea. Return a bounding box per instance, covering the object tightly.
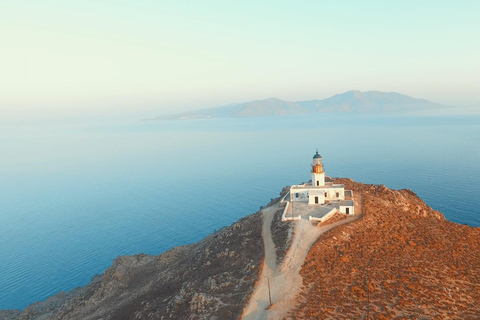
[1,112,479,310]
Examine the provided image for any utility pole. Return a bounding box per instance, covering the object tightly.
[267,277,272,307]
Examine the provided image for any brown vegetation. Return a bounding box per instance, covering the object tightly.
[291,179,480,320]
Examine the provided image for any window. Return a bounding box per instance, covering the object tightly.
[316,181,319,186]
[295,193,299,198]
[336,192,339,197]
[346,208,350,214]
[325,192,327,197]
[315,196,319,204]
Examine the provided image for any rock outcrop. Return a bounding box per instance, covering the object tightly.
[6,208,265,320]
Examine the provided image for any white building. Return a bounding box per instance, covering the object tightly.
[289,151,355,215]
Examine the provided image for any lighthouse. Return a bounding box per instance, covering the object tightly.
[311,151,325,187]
[285,151,355,221]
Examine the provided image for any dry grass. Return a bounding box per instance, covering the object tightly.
[291,179,480,320]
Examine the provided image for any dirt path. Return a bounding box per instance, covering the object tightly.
[242,204,361,320]
[242,202,279,320]
[267,215,360,319]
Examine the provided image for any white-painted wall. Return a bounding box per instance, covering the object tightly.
[324,187,345,201]
[290,190,308,201]
[308,208,337,222]
[281,202,302,221]
[290,185,345,203]
[339,205,355,215]
[308,189,325,204]
[311,172,325,187]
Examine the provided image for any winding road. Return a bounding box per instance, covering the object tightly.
[242,203,361,320]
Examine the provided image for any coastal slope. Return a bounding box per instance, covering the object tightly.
[291,179,480,319]
[1,197,279,320]
[3,181,480,319]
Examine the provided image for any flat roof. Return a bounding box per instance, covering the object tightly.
[339,200,354,206]
[283,200,338,220]
[291,183,344,190]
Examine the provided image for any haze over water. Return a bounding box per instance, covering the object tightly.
[1,112,479,310]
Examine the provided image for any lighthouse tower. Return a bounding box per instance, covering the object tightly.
[311,151,325,187]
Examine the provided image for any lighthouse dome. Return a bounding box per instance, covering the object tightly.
[313,151,322,159]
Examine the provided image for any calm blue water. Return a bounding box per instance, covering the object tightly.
[1,113,479,310]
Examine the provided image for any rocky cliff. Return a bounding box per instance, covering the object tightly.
[1,208,267,320]
[3,181,479,320]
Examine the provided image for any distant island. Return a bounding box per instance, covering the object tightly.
[152,90,448,120]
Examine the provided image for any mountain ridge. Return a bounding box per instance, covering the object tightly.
[154,91,448,120]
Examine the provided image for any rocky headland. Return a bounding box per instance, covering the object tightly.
[2,180,479,320]
[292,179,480,319]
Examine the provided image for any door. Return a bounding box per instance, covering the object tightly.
[315,196,319,204]
[346,208,350,214]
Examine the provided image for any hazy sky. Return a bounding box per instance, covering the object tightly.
[1,1,479,118]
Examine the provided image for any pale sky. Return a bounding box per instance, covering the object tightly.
[1,0,479,119]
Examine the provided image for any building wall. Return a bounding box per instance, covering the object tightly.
[291,190,308,201]
[339,205,355,215]
[311,172,325,187]
[308,191,325,204]
[281,202,302,221]
[290,185,345,203]
[324,187,345,201]
[308,208,337,221]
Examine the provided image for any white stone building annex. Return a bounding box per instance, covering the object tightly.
[281,151,355,221]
